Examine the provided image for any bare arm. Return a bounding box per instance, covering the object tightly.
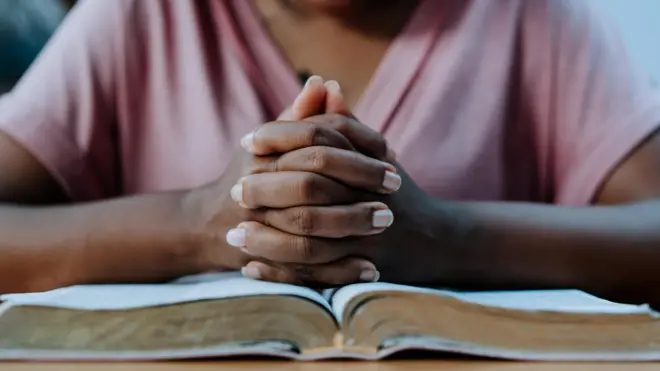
[438,0,660,306]
[0,132,203,293]
[0,92,394,294]
[0,1,218,293]
[448,132,660,306]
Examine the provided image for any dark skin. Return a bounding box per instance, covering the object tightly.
[252,0,420,108]
[236,79,660,308]
[232,0,660,307]
[0,79,393,293]
[1,0,660,310]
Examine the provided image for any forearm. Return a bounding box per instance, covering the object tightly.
[447,200,660,305]
[0,192,202,294]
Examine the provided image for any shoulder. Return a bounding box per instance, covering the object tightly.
[515,0,629,81]
[52,0,229,72]
[64,0,224,37]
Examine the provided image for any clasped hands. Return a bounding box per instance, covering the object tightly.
[185,77,451,287]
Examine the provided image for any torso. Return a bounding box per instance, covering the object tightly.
[111,0,546,202]
[250,0,419,109]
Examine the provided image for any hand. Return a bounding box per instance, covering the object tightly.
[235,161,452,286]
[232,80,452,287]
[181,77,400,275]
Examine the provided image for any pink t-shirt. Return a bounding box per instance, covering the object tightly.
[0,0,659,205]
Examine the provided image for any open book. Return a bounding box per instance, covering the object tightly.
[1,272,659,361]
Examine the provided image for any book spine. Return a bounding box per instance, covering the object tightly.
[299,332,377,357]
[333,332,344,348]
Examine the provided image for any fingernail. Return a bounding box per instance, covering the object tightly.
[230,183,244,204]
[241,266,261,279]
[381,171,402,193]
[372,209,394,228]
[292,76,324,119]
[226,228,246,248]
[360,269,380,282]
[325,80,342,95]
[240,132,256,153]
[305,75,324,89]
[359,261,380,282]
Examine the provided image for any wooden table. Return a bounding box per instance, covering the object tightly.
[1,362,659,371]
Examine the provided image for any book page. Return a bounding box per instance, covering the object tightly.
[331,282,655,323]
[1,272,330,311]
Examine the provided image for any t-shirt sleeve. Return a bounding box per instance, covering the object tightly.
[520,0,660,206]
[0,0,134,201]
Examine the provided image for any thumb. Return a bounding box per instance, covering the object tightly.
[282,75,327,121]
[324,80,351,116]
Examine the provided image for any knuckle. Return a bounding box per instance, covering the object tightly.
[293,264,316,282]
[264,157,280,173]
[293,236,315,262]
[292,208,317,235]
[307,147,331,171]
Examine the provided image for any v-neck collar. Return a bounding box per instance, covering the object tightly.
[231,0,446,133]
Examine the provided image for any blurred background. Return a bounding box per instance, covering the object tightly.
[0,0,73,92]
[600,0,660,83]
[0,0,659,93]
